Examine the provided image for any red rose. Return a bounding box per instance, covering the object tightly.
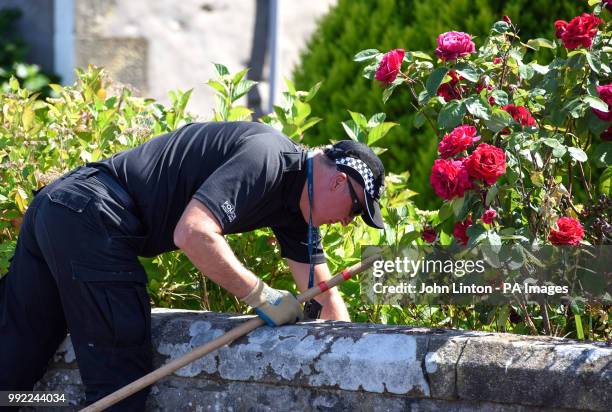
[453,216,473,246]
[601,126,612,141]
[554,13,603,50]
[481,208,497,224]
[430,158,472,200]
[548,217,584,246]
[493,57,503,65]
[592,84,612,121]
[437,70,467,102]
[465,143,507,186]
[435,31,476,61]
[375,49,405,85]
[421,228,437,243]
[502,104,537,127]
[438,125,481,159]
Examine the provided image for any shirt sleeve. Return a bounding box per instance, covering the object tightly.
[192,137,279,232]
[272,224,326,264]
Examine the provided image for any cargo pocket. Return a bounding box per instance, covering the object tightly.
[47,187,92,213]
[72,263,150,348]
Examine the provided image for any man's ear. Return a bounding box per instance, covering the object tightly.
[330,171,347,191]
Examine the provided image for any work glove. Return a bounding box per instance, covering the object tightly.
[241,277,303,326]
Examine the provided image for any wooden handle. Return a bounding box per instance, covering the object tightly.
[80,254,380,411]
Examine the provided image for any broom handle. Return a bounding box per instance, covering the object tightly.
[81,254,379,411]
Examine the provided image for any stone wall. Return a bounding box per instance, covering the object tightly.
[33,309,611,411]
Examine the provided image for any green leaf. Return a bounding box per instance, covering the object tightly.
[553,145,567,158]
[485,185,498,206]
[599,167,612,196]
[409,51,432,61]
[227,106,253,121]
[367,112,386,128]
[465,96,490,120]
[567,147,588,162]
[414,112,425,128]
[491,90,508,106]
[362,62,378,80]
[519,63,534,80]
[526,38,556,50]
[79,149,92,163]
[484,107,513,132]
[300,117,321,133]
[574,314,584,340]
[9,76,19,91]
[233,79,257,101]
[348,110,368,129]
[451,196,465,218]
[586,52,601,74]
[583,95,608,113]
[206,80,226,95]
[382,83,398,104]
[541,138,562,149]
[466,224,487,248]
[592,142,612,168]
[437,99,466,130]
[341,120,362,141]
[426,67,449,97]
[213,63,230,77]
[368,122,397,145]
[284,78,297,94]
[232,68,249,86]
[438,202,453,221]
[354,49,380,62]
[530,63,550,74]
[454,63,480,83]
[305,81,322,102]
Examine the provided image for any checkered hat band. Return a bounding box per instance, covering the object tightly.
[335,157,376,198]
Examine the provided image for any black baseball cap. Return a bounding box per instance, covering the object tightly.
[324,140,385,229]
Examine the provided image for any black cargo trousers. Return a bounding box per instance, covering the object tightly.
[0,166,153,410]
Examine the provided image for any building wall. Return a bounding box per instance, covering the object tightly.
[74,0,335,118]
[1,0,335,118]
[0,0,55,74]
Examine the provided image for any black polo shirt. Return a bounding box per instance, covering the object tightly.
[92,122,325,263]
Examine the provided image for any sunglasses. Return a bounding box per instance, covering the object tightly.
[346,177,364,217]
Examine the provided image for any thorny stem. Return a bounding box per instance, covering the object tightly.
[540,298,552,335]
[577,161,594,202]
[515,294,539,335]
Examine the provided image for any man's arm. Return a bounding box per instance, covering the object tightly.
[174,199,259,299]
[287,259,351,321]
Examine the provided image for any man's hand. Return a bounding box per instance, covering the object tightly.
[241,277,303,326]
[287,259,351,321]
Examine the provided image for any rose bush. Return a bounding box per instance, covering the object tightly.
[356,1,611,339]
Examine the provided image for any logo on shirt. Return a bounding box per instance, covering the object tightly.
[221,201,236,222]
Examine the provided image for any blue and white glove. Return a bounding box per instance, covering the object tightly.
[241,278,303,326]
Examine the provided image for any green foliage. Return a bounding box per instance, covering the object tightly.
[0,8,57,96]
[259,79,322,141]
[293,0,585,209]
[0,66,194,275]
